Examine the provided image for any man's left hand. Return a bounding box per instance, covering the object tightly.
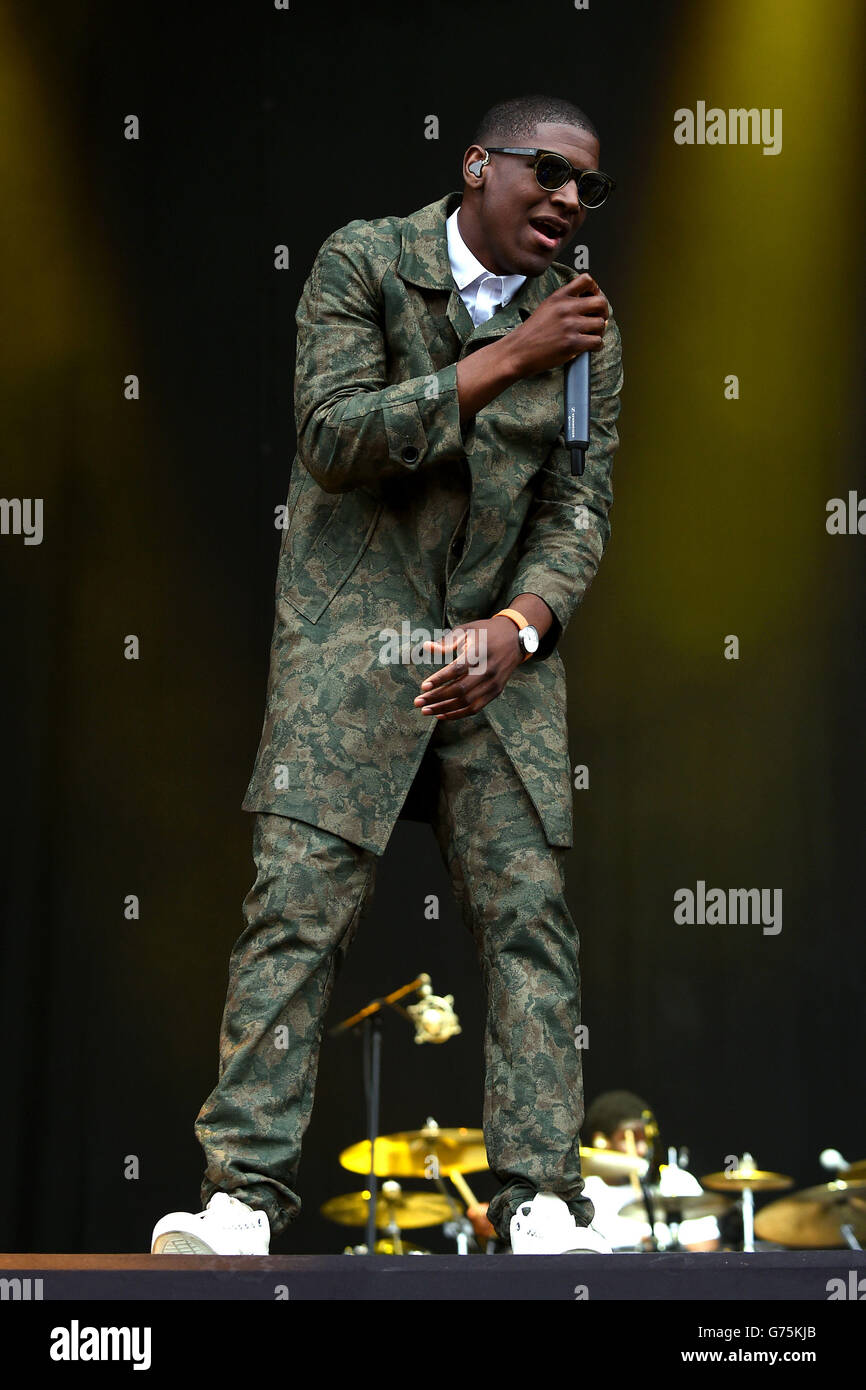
[413,617,523,721]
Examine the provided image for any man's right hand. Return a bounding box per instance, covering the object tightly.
[455,273,611,425]
[505,273,610,377]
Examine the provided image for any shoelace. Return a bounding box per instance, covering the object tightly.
[207,1217,265,1231]
[203,1197,266,1232]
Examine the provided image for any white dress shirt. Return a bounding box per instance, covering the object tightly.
[446,207,526,326]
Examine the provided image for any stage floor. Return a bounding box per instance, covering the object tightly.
[2,1250,864,1300]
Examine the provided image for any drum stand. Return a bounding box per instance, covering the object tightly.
[741,1185,757,1253]
[442,1217,474,1254]
[700,1153,794,1253]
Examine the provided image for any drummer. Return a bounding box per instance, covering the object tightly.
[581,1090,719,1251]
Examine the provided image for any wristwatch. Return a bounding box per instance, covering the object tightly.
[493,607,540,663]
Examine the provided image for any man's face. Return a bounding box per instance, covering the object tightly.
[461,121,601,277]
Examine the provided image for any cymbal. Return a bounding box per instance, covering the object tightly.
[580,1147,649,1182]
[619,1190,732,1223]
[322,1189,454,1229]
[843,1160,866,1181]
[339,1132,651,1182]
[754,1181,866,1249]
[701,1163,794,1193]
[340,1127,488,1178]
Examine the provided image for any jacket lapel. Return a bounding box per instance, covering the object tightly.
[396,191,557,358]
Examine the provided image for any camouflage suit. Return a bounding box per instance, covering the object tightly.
[195,189,624,1241]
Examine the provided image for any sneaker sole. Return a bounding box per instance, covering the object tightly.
[152,1232,216,1255]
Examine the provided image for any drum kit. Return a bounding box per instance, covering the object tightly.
[326,974,865,1255]
[321,1127,866,1254]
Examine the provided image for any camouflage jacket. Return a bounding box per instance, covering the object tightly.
[242,189,624,854]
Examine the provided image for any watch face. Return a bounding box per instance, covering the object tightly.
[520,625,540,654]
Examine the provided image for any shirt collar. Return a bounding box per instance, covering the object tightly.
[446,207,527,298]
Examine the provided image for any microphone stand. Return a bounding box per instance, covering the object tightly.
[330,973,433,1256]
[362,1016,382,1256]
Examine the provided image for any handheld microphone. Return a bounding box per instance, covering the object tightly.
[565,349,590,476]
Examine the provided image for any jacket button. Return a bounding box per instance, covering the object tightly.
[401,445,419,464]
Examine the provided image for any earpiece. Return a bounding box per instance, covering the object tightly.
[468,150,490,178]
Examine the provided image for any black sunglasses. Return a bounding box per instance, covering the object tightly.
[479,147,616,208]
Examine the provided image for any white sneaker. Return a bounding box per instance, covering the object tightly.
[151,1191,270,1255]
[510,1192,612,1254]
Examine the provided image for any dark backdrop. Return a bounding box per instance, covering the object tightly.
[1,0,864,1254]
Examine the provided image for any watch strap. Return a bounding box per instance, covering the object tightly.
[493,607,533,662]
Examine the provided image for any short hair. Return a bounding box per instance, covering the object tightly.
[471,93,599,149]
[584,1090,653,1139]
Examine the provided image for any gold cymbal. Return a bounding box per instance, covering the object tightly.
[340,1127,488,1178]
[701,1162,794,1193]
[579,1146,649,1182]
[844,1159,866,1181]
[322,1188,454,1230]
[754,1181,866,1249]
[619,1190,732,1223]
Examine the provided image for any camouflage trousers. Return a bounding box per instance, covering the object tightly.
[195,711,593,1243]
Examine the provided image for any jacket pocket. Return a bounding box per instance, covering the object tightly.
[276,480,382,623]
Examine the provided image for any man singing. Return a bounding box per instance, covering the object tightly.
[152,92,623,1257]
